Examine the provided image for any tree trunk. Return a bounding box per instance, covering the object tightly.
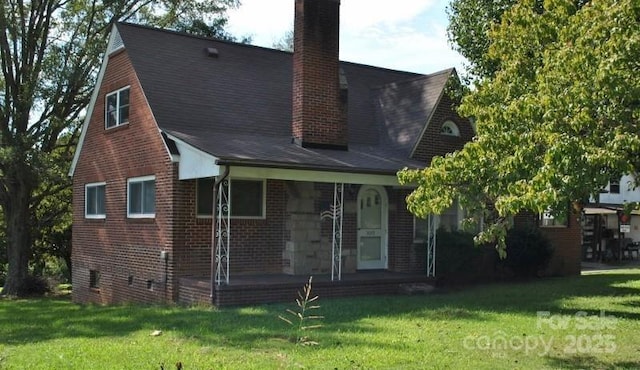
[2,181,34,296]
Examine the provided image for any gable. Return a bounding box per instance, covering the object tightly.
[373,69,453,157]
[69,25,172,177]
[70,32,173,183]
[411,91,475,164]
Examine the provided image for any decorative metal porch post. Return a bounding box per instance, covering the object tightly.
[426,214,436,277]
[331,183,344,281]
[215,178,231,285]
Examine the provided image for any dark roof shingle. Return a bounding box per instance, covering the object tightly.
[116,23,452,174]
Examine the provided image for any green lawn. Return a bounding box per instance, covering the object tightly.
[1,270,639,369]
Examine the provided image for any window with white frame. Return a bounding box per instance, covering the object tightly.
[105,86,130,128]
[196,178,265,218]
[438,200,460,231]
[85,182,106,218]
[440,120,460,137]
[127,175,155,218]
[413,201,462,242]
[609,178,620,194]
[413,216,430,243]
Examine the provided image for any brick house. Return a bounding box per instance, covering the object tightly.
[69,0,580,306]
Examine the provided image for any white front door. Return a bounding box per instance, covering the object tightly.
[357,185,388,269]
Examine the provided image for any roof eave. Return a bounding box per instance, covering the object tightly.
[215,157,419,176]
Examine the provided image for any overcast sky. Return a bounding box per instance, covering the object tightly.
[226,0,467,75]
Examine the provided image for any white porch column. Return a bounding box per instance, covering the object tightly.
[426,214,437,277]
[331,183,344,281]
[215,178,231,285]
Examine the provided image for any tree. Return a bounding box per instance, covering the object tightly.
[446,0,517,79]
[272,29,294,52]
[447,0,590,80]
[400,0,640,254]
[0,0,240,296]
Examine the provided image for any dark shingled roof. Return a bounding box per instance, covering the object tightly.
[116,23,453,174]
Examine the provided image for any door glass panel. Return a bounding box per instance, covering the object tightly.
[361,189,381,229]
[361,237,382,261]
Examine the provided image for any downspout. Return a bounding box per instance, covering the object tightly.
[210,166,230,303]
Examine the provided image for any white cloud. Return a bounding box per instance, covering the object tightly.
[227,1,292,46]
[227,0,466,74]
[340,0,436,31]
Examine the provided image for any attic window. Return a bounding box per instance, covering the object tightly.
[440,120,460,137]
[105,86,130,129]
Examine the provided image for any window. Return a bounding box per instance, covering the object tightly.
[438,201,460,231]
[197,178,215,216]
[540,211,568,228]
[85,182,106,218]
[196,178,265,218]
[413,201,462,242]
[441,120,460,136]
[127,175,155,218]
[89,270,100,289]
[414,216,429,243]
[609,178,620,194]
[105,86,130,128]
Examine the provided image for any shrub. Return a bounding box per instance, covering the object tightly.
[20,275,51,296]
[435,228,496,284]
[502,226,553,278]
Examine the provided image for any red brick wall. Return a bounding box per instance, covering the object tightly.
[513,212,582,276]
[412,94,474,163]
[172,179,287,279]
[388,188,427,274]
[540,213,582,276]
[292,0,347,148]
[72,49,177,304]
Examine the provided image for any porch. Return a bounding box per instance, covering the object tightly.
[581,207,640,262]
[178,271,433,306]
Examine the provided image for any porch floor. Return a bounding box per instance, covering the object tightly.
[178,271,433,306]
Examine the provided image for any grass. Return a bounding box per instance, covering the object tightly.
[1,270,640,369]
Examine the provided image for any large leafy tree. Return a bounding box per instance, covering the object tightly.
[0,0,240,296]
[447,0,516,79]
[272,29,294,52]
[400,0,640,253]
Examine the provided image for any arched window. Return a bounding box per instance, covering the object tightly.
[440,120,460,136]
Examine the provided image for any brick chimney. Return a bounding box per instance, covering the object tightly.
[292,0,348,150]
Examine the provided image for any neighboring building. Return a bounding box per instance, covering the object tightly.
[582,175,640,261]
[70,0,581,306]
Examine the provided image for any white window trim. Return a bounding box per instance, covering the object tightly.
[608,178,621,194]
[105,85,130,129]
[440,120,460,137]
[196,178,267,219]
[85,182,106,219]
[127,175,156,218]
